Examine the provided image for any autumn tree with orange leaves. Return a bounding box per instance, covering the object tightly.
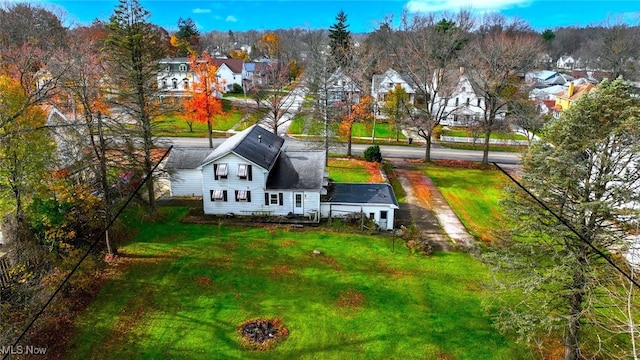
[338,95,373,157]
[183,52,224,148]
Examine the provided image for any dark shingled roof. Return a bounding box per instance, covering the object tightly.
[324,183,399,207]
[165,148,213,170]
[200,125,284,170]
[266,150,326,190]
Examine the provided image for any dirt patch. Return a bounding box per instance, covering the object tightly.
[270,265,294,276]
[311,253,343,272]
[239,318,289,351]
[195,276,212,287]
[279,239,300,247]
[336,289,365,309]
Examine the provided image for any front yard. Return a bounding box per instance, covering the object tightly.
[63,207,529,359]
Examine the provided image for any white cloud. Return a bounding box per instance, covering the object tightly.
[226,15,237,22]
[405,0,531,13]
[192,8,212,14]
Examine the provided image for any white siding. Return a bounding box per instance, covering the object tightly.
[170,169,203,197]
[320,203,396,230]
[263,190,321,219]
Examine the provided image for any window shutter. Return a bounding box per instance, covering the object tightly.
[214,164,219,180]
[210,190,215,201]
[223,190,228,202]
[265,193,269,205]
[234,190,238,202]
[248,165,252,181]
[247,191,251,202]
[279,193,283,206]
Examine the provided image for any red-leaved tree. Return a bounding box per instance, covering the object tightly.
[183,52,224,148]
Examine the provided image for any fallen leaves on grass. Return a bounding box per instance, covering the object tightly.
[238,318,289,351]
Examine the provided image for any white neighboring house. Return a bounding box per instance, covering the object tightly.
[165,148,212,197]
[168,125,399,230]
[326,67,361,104]
[157,57,246,96]
[371,68,416,118]
[436,73,489,127]
[556,56,576,70]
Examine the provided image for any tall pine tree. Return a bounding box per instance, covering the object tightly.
[328,10,352,69]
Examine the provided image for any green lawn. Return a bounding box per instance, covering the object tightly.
[326,158,383,183]
[64,207,528,359]
[441,128,527,141]
[352,123,406,140]
[421,164,509,242]
[155,99,247,137]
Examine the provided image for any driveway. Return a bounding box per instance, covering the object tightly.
[390,159,475,251]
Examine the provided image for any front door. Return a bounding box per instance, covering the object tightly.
[294,192,304,214]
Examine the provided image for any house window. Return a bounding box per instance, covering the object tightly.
[455,98,459,106]
[477,98,481,107]
[380,211,388,220]
[161,79,167,88]
[210,190,227,202]
[369,212,375,220]
[453,115,458,122]
[164,65,170,72]
[466,98,470,106]
[179,63,187,72]
[265,192,283,206]
[295,194,302,208]
[235,190,251,202]
[183,79,189,89]
[214,163,228,180]
[237,164,252,180]
[172,78,178,89]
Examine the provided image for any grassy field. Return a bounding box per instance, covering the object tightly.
[155,100,247,137]
[326,158,384,183]
[352,123,406,140]
[440,128,528,141]
[63,207,528,359]
[420,163,509,242]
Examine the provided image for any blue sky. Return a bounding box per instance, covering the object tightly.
[38,0,640,34]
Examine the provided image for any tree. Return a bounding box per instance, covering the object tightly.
[584,19,640,81]
[486,79,640,359]
[463,15,543,164]
[103,0,166,215]
[0,3,67,50]
[183,52,224,148]
[258,32,280,59]
[393,11,471,161]
[380,85,410,142]
[339,95,373,157]
[172,17,200,56]
[328,10,352,68]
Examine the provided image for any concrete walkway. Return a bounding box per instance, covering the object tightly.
[390,159,475,251]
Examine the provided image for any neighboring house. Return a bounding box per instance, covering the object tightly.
[436,72,491,127]
[371,68,416,118]
[326,67,361,104]
[168,124,399,230]
[157,57,246,96]
[525,70,571,87]
[553,80,596,112]
[244,61,270,87]
[556,56,576,70]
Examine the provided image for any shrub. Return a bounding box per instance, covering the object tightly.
[364,145,382,162]
[231,83,244,94]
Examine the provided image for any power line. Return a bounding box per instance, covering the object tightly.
[493,162,640,290]
[4,145,173,360]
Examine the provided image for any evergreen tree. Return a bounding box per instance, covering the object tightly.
[173,17,200,56]
[328,10,352,68]
[103,0,165,215]
[486,78,640,359]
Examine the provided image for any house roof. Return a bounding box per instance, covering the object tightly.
[324,183,399,207]
[371,68,417,95]
[165,148,213,170]
[200,125,284,170]
[266,150,326,190]
[211,58,244,74]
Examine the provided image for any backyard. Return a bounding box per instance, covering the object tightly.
[62,206,529,359]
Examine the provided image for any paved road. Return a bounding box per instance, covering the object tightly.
[166,136,522,165]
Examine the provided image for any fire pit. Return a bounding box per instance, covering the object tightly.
[238,318,288,350]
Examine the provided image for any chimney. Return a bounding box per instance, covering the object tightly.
[568,82,575,97]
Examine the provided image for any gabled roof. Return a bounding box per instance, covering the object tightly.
[327,67,361,93]
[211,58,244,74]
[200,125,284,170]
[165,148,213,170]
[266,150,326,190]
[371,68,417,94]
[324,183,399,207]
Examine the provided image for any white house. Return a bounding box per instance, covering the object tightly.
[326,67,361,104]
[168,125,399,230]
[436,73,489,127]
[371,68,416,118]
[556,56,576,70]
[165,148,211,197]
[157,57,246,96]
